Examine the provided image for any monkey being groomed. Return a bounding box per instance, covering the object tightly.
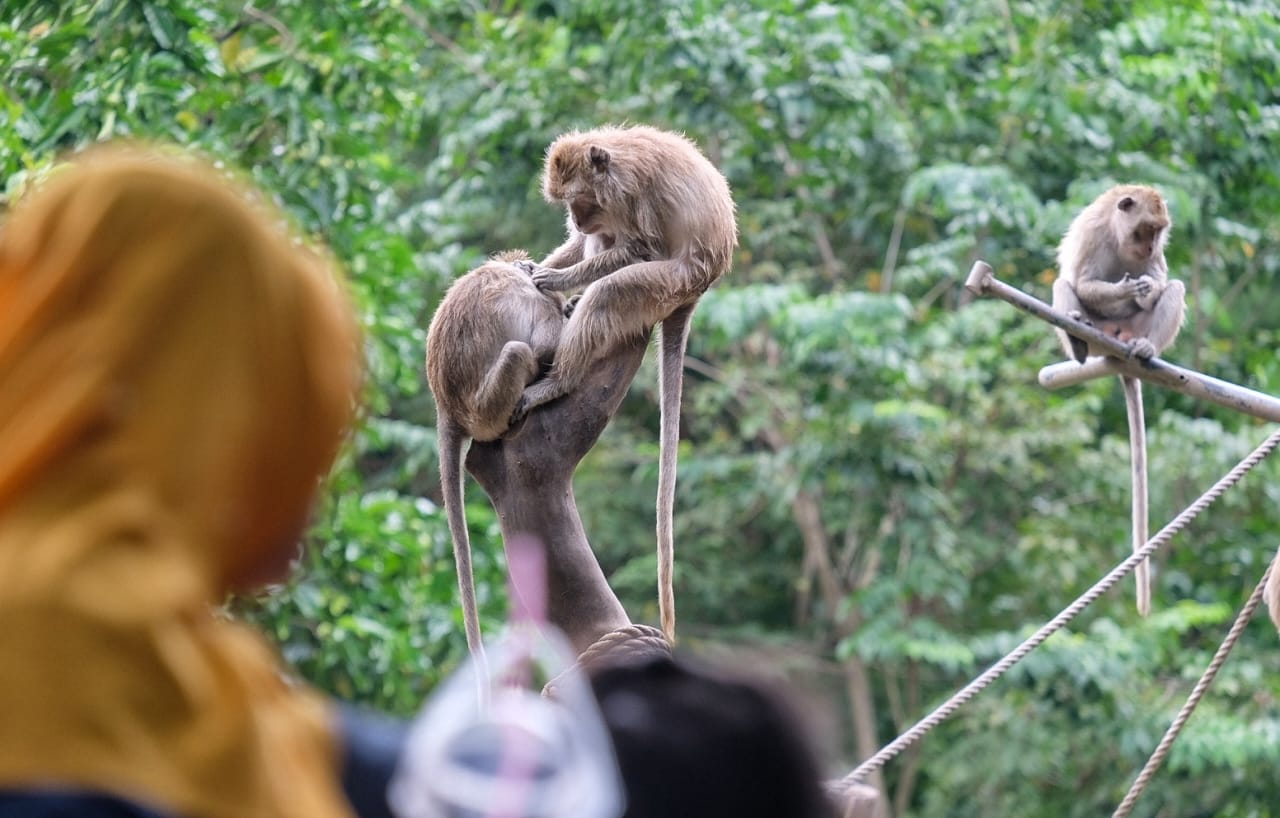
[425,250,574,658]
[515,124,739,643]
[1050,184,1186,617]
[427,234,646,659]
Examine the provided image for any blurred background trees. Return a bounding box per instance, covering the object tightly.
[3,1,1280,814]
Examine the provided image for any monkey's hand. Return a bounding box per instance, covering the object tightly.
[514,259,540,276]
[530,267,580,293]
[1121,274,1154,300]
[513,259,573,290]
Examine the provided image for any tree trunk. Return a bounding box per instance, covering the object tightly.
[466,331,650,654]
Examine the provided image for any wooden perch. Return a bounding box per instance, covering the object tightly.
[463,330,884,815]
[965,260,1280,423]
[465,331,650,655]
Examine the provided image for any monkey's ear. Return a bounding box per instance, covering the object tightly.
[588,145,611,172]
[1117,196,1136,212]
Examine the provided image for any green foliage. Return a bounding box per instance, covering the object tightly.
[6,0,1280,813]
[236,483,508,714]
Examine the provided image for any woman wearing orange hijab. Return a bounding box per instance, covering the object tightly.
[0,145,373,817]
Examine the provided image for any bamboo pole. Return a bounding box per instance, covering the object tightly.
[964,260,1280,423]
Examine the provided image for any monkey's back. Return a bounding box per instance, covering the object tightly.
[553,125,738,290]
[425,258,564,435]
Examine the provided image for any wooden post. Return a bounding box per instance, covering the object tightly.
[966,260,1280,423]
[465,327,885,814]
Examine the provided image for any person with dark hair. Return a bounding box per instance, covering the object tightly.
[590,656,836,818]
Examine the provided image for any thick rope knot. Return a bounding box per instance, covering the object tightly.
[542,624,672,699]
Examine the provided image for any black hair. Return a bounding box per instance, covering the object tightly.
[590,655,834,818]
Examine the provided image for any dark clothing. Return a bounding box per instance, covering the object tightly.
[337,705,411,818]
[0,707,410,818]
[0,793,168,817]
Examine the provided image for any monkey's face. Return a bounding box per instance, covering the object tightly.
[569,196,606,234]
[1123,220,1166,263]
[1114,215,1168,264]
[543,137,615,236]
[1113,191,1169,264]
[546,164,608,234]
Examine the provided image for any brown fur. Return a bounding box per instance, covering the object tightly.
[517,125,739,643]
[425,249,567,656]
[1050,184,1186,617]
[1052,184,1183,361]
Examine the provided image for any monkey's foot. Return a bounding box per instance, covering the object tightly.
[510,379,569,426]
[508,391,551,427]
[1128,338,1156,360]
[508,395,532,427]
[563,294,582,319]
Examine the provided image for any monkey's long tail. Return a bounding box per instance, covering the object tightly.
[1122,375,1151,616]
[657,304,695,644]
[439,421,487,660]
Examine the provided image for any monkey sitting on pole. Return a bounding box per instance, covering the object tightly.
[1051,184,1186,616]
[513,125,738,644]
[424,250,575,659]
[1266,548,1280,636]
[427,243,648,659]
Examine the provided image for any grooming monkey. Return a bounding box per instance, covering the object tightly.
[1051,184,1185,616]
[425,250,571,657]
[516,125,738,642]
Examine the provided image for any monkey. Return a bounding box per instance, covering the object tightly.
[513,124,738,643]
[1052,184,1184,364]
[1051,184,1185,617]
[1266,547,1280,636]
[425,249,571,658]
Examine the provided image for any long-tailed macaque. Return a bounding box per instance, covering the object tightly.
[515,125,739,643]
[1051,184,1185,617]
[1266,547,1280,636]
[425,250,570,657]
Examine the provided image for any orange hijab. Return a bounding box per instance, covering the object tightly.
[0,146,362,818]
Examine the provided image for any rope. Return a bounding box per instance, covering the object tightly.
[831,426,1280,795]
[1111,557,1274,817]
[542,623,671,698]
